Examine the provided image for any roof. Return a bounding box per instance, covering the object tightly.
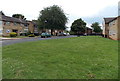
[27,20,38,25]
[1,13,27,24]
[86,27,92,30]
[104,17,117,24]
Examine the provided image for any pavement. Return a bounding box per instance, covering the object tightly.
[2,37,21,40]
[2,35,77,46]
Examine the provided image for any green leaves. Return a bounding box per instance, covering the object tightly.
[38,5,68,30]
[71,18,86,34]
[91,22,102,33]
[12,14,25,20]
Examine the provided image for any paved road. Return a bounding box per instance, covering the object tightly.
[2,35,77,46]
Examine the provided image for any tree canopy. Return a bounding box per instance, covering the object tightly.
[0,11,5,15]
[38,5,68,31]
[12,14,26,20]
[71,18,86,34]
[91,22,102,33]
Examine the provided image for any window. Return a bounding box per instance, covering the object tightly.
[24,24,28,27]
[109,30,117,36]
[0,21,2,29]
[6,22,10,25]
[0,29,2,35]
[21,24,24,26]
[0,21,2,26]
[12,29,18,33]
[24,24,28,28]
[6,29,10,33]
[109,20,115,27]
[14,23,17,26]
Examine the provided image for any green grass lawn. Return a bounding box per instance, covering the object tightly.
[3,36,118,79]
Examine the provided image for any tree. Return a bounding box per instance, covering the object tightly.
[12,14,26,20]
[71,18,86,34]
[38,5,68,34]
[91,22,102,33]
[0,11,5,15]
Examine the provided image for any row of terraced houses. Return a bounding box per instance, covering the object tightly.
[0,12,93,37]
[0,11,39,36]
[0,12,65,37]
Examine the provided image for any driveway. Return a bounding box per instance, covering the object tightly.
[2,35,77,46]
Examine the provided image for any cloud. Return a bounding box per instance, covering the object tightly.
[66,4,118,30]
[82,5,118,26]
[0,0,119,30]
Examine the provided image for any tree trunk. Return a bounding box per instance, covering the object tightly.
[51,29,54,35]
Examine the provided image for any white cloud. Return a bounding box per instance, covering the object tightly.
[0,0,119,29]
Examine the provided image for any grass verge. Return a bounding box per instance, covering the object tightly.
[3,36,118,79]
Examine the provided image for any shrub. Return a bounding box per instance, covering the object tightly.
[34,33,39,36]
[26,31,31,36]
[20,33,26,36]
[69,31,76,35]
[10,32,17,37]
[28,34,35,37]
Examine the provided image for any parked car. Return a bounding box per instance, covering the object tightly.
[66,33,70,36]
[45,33,51,37]
[41,33,51,38]
[41,33,46,38]
[58,32,67,36]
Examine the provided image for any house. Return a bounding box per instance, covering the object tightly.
[0,11,39,36]
[26,20,39,36]
[118,16,120,40]
[0,14,2,36]
[103,16,120,40]
[32,20,39,34]
[0,11,28,36]
[27,21,38,33]
[85,27,93,35]
[103,17,116,38]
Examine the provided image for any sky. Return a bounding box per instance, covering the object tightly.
[0,0,119,30]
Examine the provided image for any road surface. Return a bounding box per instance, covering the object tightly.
[2,35,77,46]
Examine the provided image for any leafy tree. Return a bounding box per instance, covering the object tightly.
[38,5,68,34]
[91,22,102,33]
[12,14,26,20]
[71,18,86,34]
[0,11,5,15]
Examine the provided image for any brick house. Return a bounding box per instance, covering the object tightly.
[23,20,39,35]
[0,12,39,36]
[0,12,28,36]
[103,16,120,40]
[85,27,93,35]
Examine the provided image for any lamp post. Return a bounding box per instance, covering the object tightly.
[43,20,47,32]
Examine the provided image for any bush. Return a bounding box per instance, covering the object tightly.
[69,31,76,35]
[10,32,17,37]
[26,31,31,36]
[20,33,26,36]
[34,33,40,36]
[28,34,35,37]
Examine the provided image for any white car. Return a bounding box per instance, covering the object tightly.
[66,33,70,36]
